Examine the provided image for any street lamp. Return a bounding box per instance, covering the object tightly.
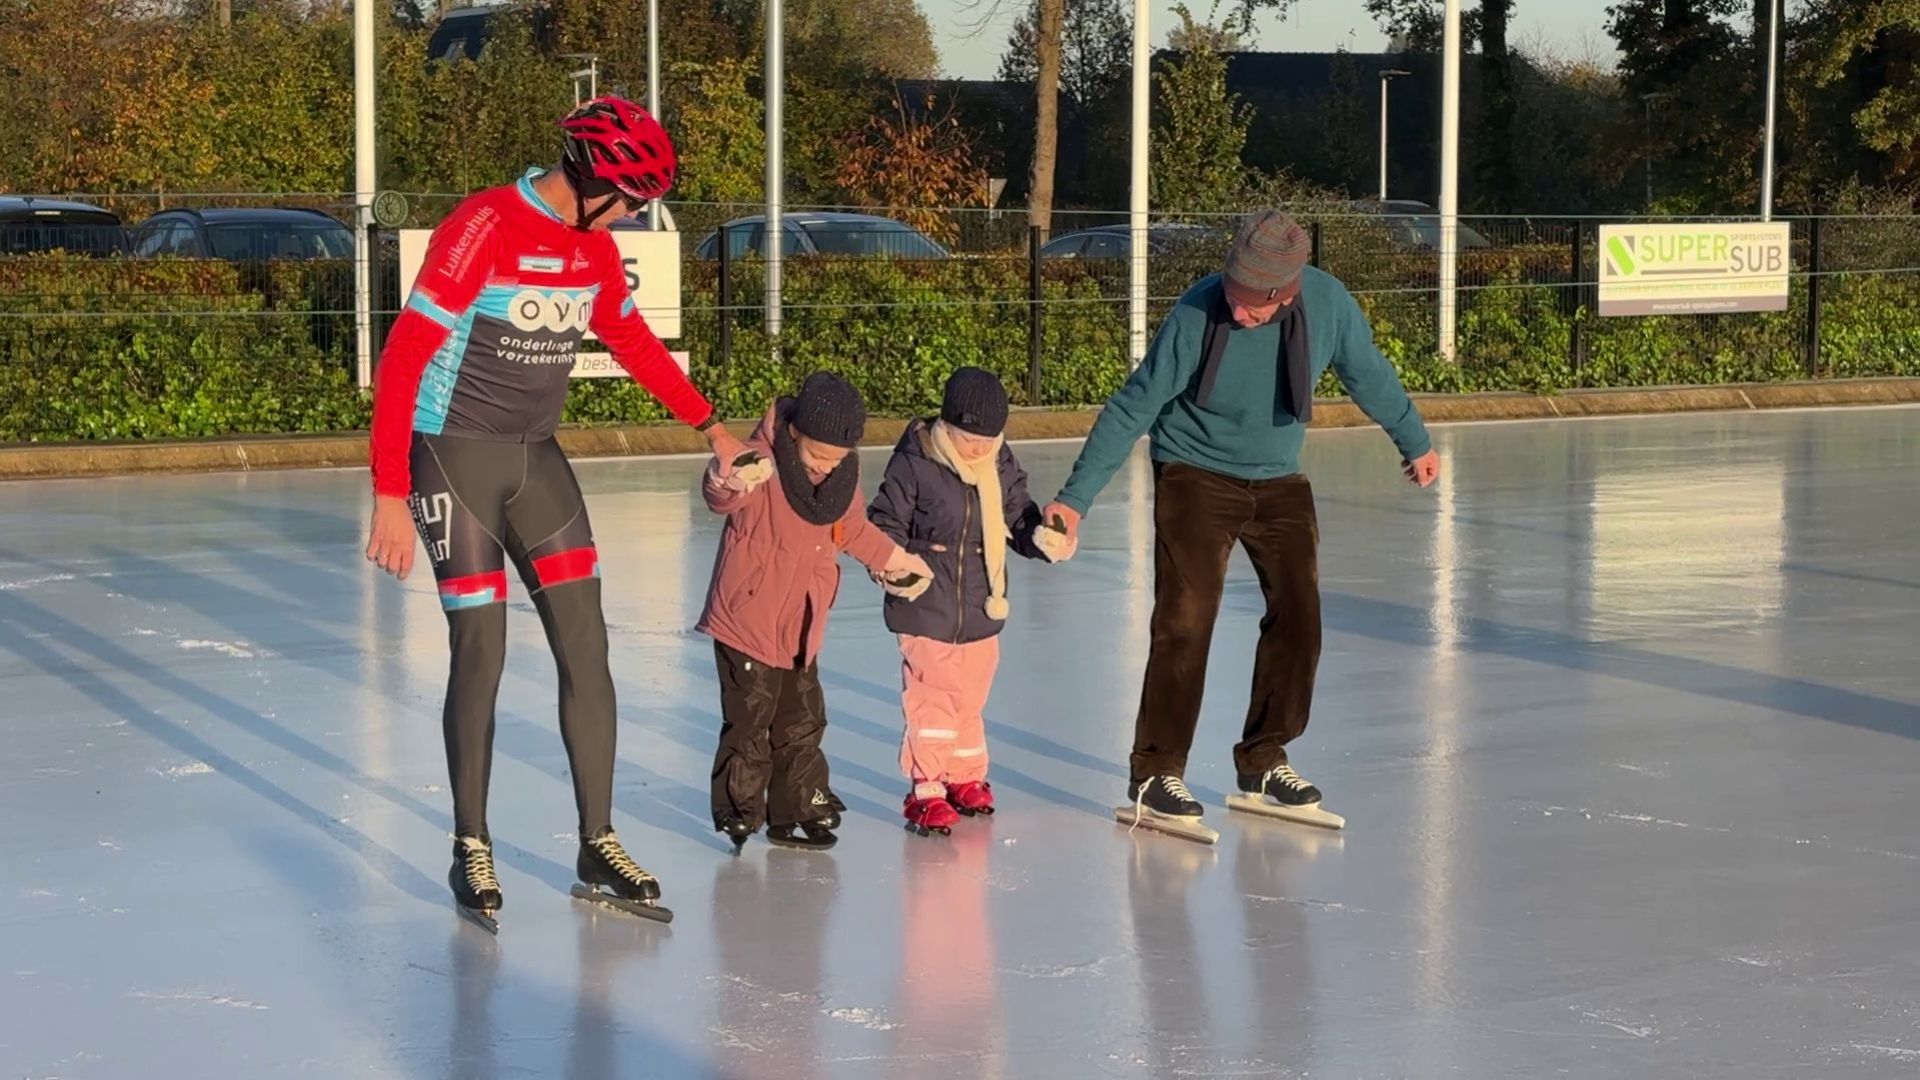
[1438,0,1461,361]
[1378,68,1410,201]
[563,53,600,106]
[1759,0,1780,219]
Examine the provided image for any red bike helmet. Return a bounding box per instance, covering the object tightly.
[560,97,678,204]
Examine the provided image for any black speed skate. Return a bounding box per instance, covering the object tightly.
[1129,776,1204,817]
[1227,763,1346,831]
[1114,776,1218,844]
[450,833,502,935]
[1237,764,1321,806]
[570,827,673,923]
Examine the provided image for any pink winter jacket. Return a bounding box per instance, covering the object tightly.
[696,401,898,670]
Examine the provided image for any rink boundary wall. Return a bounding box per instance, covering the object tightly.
[4,378,1918,481]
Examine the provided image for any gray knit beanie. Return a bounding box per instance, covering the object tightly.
[1224,210,1310,304]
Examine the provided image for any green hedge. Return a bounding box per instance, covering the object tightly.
[2,254,1917,443]
[0,257,367,439]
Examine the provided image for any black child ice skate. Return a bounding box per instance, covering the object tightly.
[1113,776,1218,845]
[1227,763,1346,831]
[818,789,846,831]
[767,819,838,851]
[450,833,503,935]
[716,815,756,856]
[570,827,674,923]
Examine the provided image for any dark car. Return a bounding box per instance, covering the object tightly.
[1040,222,1227,259]
[131,207,355,260]
[693,212,950,260]
[0,196,128,256]
[1352,199,1493,250]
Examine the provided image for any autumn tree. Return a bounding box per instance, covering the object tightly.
[834,92,990,243]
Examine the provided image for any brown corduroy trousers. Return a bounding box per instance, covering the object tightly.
[1130,462,1322,784]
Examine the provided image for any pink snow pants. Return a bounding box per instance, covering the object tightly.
[898,634,1000,791]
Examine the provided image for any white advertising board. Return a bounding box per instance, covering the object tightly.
[1597,222,1791,316]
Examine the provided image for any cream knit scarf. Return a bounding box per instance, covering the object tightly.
[925,420,1011,621]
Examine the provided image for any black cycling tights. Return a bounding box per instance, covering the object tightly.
[409,433,615,838]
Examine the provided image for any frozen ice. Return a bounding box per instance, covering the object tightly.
[3,407,1920,1077]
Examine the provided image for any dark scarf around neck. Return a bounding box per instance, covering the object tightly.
[1195,290,1313,424]
[773,413,859,526]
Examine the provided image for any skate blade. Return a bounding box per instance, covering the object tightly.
[767,837,838,852]
[954,805,995,817]
[1225,793,1345,831]
[569,883,674,924]
[905,822,952,838]
[455,905,500,936]
[1113,805,1219,845]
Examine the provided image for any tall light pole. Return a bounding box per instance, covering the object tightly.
[1759,0,1780,220]
[1378,68,1410,201]
[647,0,665,230]
[1129,0,1149,364]
[1641,91,1665,211]
[352,0,375,388]
[1437,0,1461,362]
[765,0,783,339]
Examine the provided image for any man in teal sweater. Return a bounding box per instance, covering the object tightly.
[1043,210,1440,831]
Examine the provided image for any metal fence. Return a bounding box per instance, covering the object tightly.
[1,193,1917,440]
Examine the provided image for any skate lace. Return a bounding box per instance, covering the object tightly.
[590,831,655,886]
[1267,765,1311,793]
[459,837,499,893]
[1129,775,1196,835]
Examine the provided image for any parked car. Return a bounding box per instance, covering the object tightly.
[131,207,355,260]
[1352,199,1493,250]
[693,212,951,260]
[1040,222,1227,259]
[0,196,128,256]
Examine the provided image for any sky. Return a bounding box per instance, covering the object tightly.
[926,0,1618,80]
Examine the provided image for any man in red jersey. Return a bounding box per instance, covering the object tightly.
[365,97,750,930]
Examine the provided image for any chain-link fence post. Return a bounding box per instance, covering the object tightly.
[1028,224,1044,405]
[1805,217,1823,379]
[1570,223,1588,384]
[717,223,733,372]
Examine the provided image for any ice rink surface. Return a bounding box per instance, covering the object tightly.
[4,407,1919,1078]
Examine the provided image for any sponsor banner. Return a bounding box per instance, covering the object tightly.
[1597,222,1791,316]
[397,227,682,376]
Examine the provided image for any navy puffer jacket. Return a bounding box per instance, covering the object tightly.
[868,419,1047,644]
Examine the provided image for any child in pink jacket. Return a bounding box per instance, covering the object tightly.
[697,372,931,852]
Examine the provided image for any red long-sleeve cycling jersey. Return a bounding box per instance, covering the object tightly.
[370,170,714,496]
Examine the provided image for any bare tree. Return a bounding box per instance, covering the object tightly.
[970,0,1284,237]
[1030,0,1063,237]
